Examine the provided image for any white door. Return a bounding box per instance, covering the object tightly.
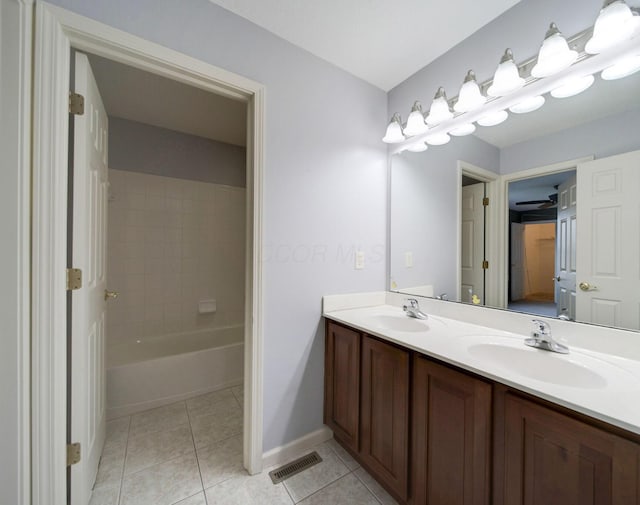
[71,52,109,504]
[510,222,524,301]
[555,174,577,320]
[576,150,640,330]
[461,183,485,303]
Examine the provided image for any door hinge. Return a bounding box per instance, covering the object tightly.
[482,197,489,206]
[66,268,82,290]
[482,260,489,270]
[69,92,85,115]
[67,443,81,466]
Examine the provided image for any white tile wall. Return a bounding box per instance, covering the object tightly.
[107,169,245,345]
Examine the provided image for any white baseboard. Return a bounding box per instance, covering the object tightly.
[106,379,242,419]
[262,426,333,469]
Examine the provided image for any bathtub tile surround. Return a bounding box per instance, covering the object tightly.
[91,385,396,505]
[106,168,246,349]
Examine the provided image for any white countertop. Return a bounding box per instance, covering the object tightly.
[323,301,640,436]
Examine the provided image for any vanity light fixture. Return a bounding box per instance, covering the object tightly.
[509,95,546,114]
[454,71,486,112]
[531,23,578,78]
[425,87,454,126]
[407,141,428,153]
[425,132,451,145]
[477,110,508,127]
[601,54,640,79]
[487,49,525,97]
[449,123,476,136]
[550,74,595,98]
[382,113,405,143]
[585,0,640,54]
[403,101,429,136]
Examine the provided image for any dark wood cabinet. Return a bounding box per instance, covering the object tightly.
[498,393,640,505]
[360,335,410,502]
[324,321,361,452]
[324,319,640,505]
[412,356,492,505]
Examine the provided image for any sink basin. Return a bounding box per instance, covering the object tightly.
[368,314,430,333]
[467,341,608,389]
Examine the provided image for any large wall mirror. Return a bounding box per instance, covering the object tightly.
[389,70,640,332]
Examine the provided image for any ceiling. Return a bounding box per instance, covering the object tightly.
[207,0,521,91]
[88,54,247,147]
[509,171,575,211]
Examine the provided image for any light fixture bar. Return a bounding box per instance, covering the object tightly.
[391,32,640,154]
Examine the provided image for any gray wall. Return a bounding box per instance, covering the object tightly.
[47,0,388,452]
[388,0,604,118]
[0,1,29,503]
[109,117,247,187]
[500,107,640,173]
[390,136,499,297]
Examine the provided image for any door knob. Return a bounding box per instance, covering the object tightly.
[579,282,597,292]
[104,290,119,301]
[553,276,561,282]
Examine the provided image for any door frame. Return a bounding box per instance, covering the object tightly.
[497,157,593,313]
[456,161,499,306]
[32,3,266,503]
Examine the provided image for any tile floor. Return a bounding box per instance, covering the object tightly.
[91,385,398,505]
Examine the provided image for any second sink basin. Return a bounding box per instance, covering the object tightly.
[467,342,608,389]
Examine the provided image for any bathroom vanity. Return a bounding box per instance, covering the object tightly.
[323,294,640,505]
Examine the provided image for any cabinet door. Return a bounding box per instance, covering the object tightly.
[360,335,410,502]
[324,321,360,452]
[502,394,640,505]
[412,356,492,505]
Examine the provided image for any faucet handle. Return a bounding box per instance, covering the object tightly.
[531,319,551,336]
[404,298,419,309]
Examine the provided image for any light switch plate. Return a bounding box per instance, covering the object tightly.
[355,250,365,270]
[405,251,413,268]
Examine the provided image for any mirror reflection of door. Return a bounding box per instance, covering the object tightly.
[555,174,577,320]
[508,170,576,318]
[460,176,486,304]
[577,151,640,329]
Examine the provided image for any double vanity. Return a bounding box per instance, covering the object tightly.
[323,292,640,505]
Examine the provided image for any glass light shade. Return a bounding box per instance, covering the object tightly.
[403,101,429,136]
[426,87,453,126]
[477,110,508,127]
[601,54,640,79]
[585,0,637,54]
[509,95,546,114]
[454,71,486,112]
[550,75,595,98]
[487,49,525,97]
[382,114,405,143]
[531,23,578,78]
[407,141,428,153]
[425,133,451,146]
[449,123,476,136]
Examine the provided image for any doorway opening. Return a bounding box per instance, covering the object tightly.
[68,50,250,502]
[507,170,576,319]
[32,5,265,502]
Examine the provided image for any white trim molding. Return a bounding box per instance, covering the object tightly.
[32,3,266,502]
[262,427,333,470]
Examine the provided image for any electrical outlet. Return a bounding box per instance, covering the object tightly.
[355,250,365,270]
[405,251,413,268]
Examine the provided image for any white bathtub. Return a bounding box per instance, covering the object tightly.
[106,325,244,419]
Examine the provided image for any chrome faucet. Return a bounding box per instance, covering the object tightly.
[403,298,428,320]
[525,319,569,354]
